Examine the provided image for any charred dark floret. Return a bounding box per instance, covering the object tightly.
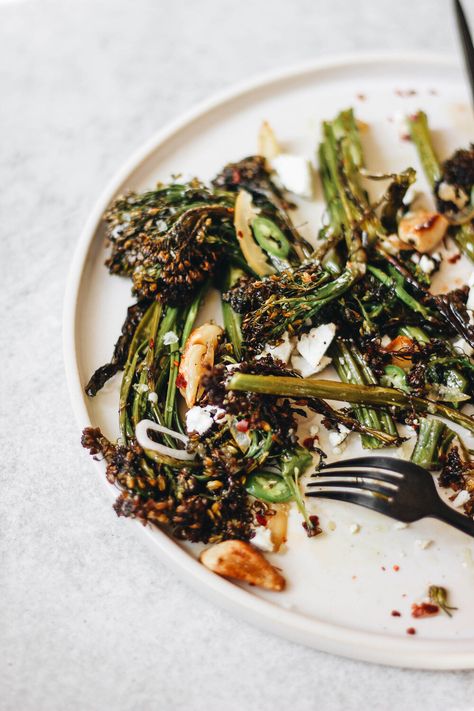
[131,204,234,304]
[81,426,257,543]
[212,155,292,207]
[223,263,340,348]
[435,146,474,215]
[442,147,474,188]
[439,446,466,490]
[103,183,237,306]
[201,357,300,451]
[439,447,474,517]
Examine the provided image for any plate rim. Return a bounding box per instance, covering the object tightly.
[63,50,474,669]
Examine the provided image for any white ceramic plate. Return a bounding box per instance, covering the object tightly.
[64,53,474,669]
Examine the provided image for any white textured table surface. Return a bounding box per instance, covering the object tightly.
[3,1,474,709]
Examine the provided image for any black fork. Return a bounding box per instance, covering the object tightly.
[306,456,474,537]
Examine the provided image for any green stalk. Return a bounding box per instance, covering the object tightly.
[164,287,205,428]
[222,266,244,360]
[410,417,447,469]
[226,373,474,435]
[407,111,474,262]
[131,302,163,428]
[407,111,442,187]
[332,341,397,448]
[398,325,430,344]
[332,342,383,448]
[411,417,456,470]
[351,347,398,437]
[280,448,314,530]
[367,264,434,321]
[119,301,162,441]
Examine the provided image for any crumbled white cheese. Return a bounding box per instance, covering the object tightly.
[148,391,158,404]
[453,489,471,508]
[272,154,314,199]
[261,331,293,364]
[381,334,391,348]
[332,444,346,456]
[185,406,214,435]
[252,526,274,552]
[134,383,149,394]
[453,337,474,357]
[163,330,179,345]
[310,424,320,436]
[349,523,360,534]
[415,539,433,550]
[291,354,331,378]
[438,181,469,209]
[291,323,336,377]
[393,521,408,530]
[411,252,421,264]
[418,254,436,275]
[328,427,350,448]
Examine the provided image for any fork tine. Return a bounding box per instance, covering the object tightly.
[322,456,434,481]
[311,465,403,481]
[305,489,395,517]
[307,477,397,497]
[322,456,405,472]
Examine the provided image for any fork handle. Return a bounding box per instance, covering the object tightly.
[433,500,474,538]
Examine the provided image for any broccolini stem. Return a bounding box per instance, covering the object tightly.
[398,325,430,344]
[367,265,435,321]
[407,111,442,187]
[332,341,397,448]
[410,417,448,469]
[226,374,474,435]
[164,287,206,428]
[407,111,474,262]
[222,266,244,360]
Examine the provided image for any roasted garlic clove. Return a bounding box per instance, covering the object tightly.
[200,539,285,591]
[398,209,448,253]
[178,322,223,408]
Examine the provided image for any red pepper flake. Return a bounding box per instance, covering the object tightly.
[303,515,322,537]
[393,565,400,572]
[400,133,411,142]
[231,169,241,184]
[256,513,267,527]
[302,435,319,449]
[406,627,416,635]
[448,252,461,264]
[411,602,439,619]
[176,373,187,389]
[236,419,249,433]
[381,566,386,571]
[237,230,244,239]
[391,610,401,617]
[352,575,357,580]
[356,93,366,101]
[149,338,155,349]
[173,360,179,367]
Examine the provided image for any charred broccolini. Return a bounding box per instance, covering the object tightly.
[83,108,474,563]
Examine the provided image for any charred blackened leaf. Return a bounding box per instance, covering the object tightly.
[212,155,289,203]
[85,299,151,396]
